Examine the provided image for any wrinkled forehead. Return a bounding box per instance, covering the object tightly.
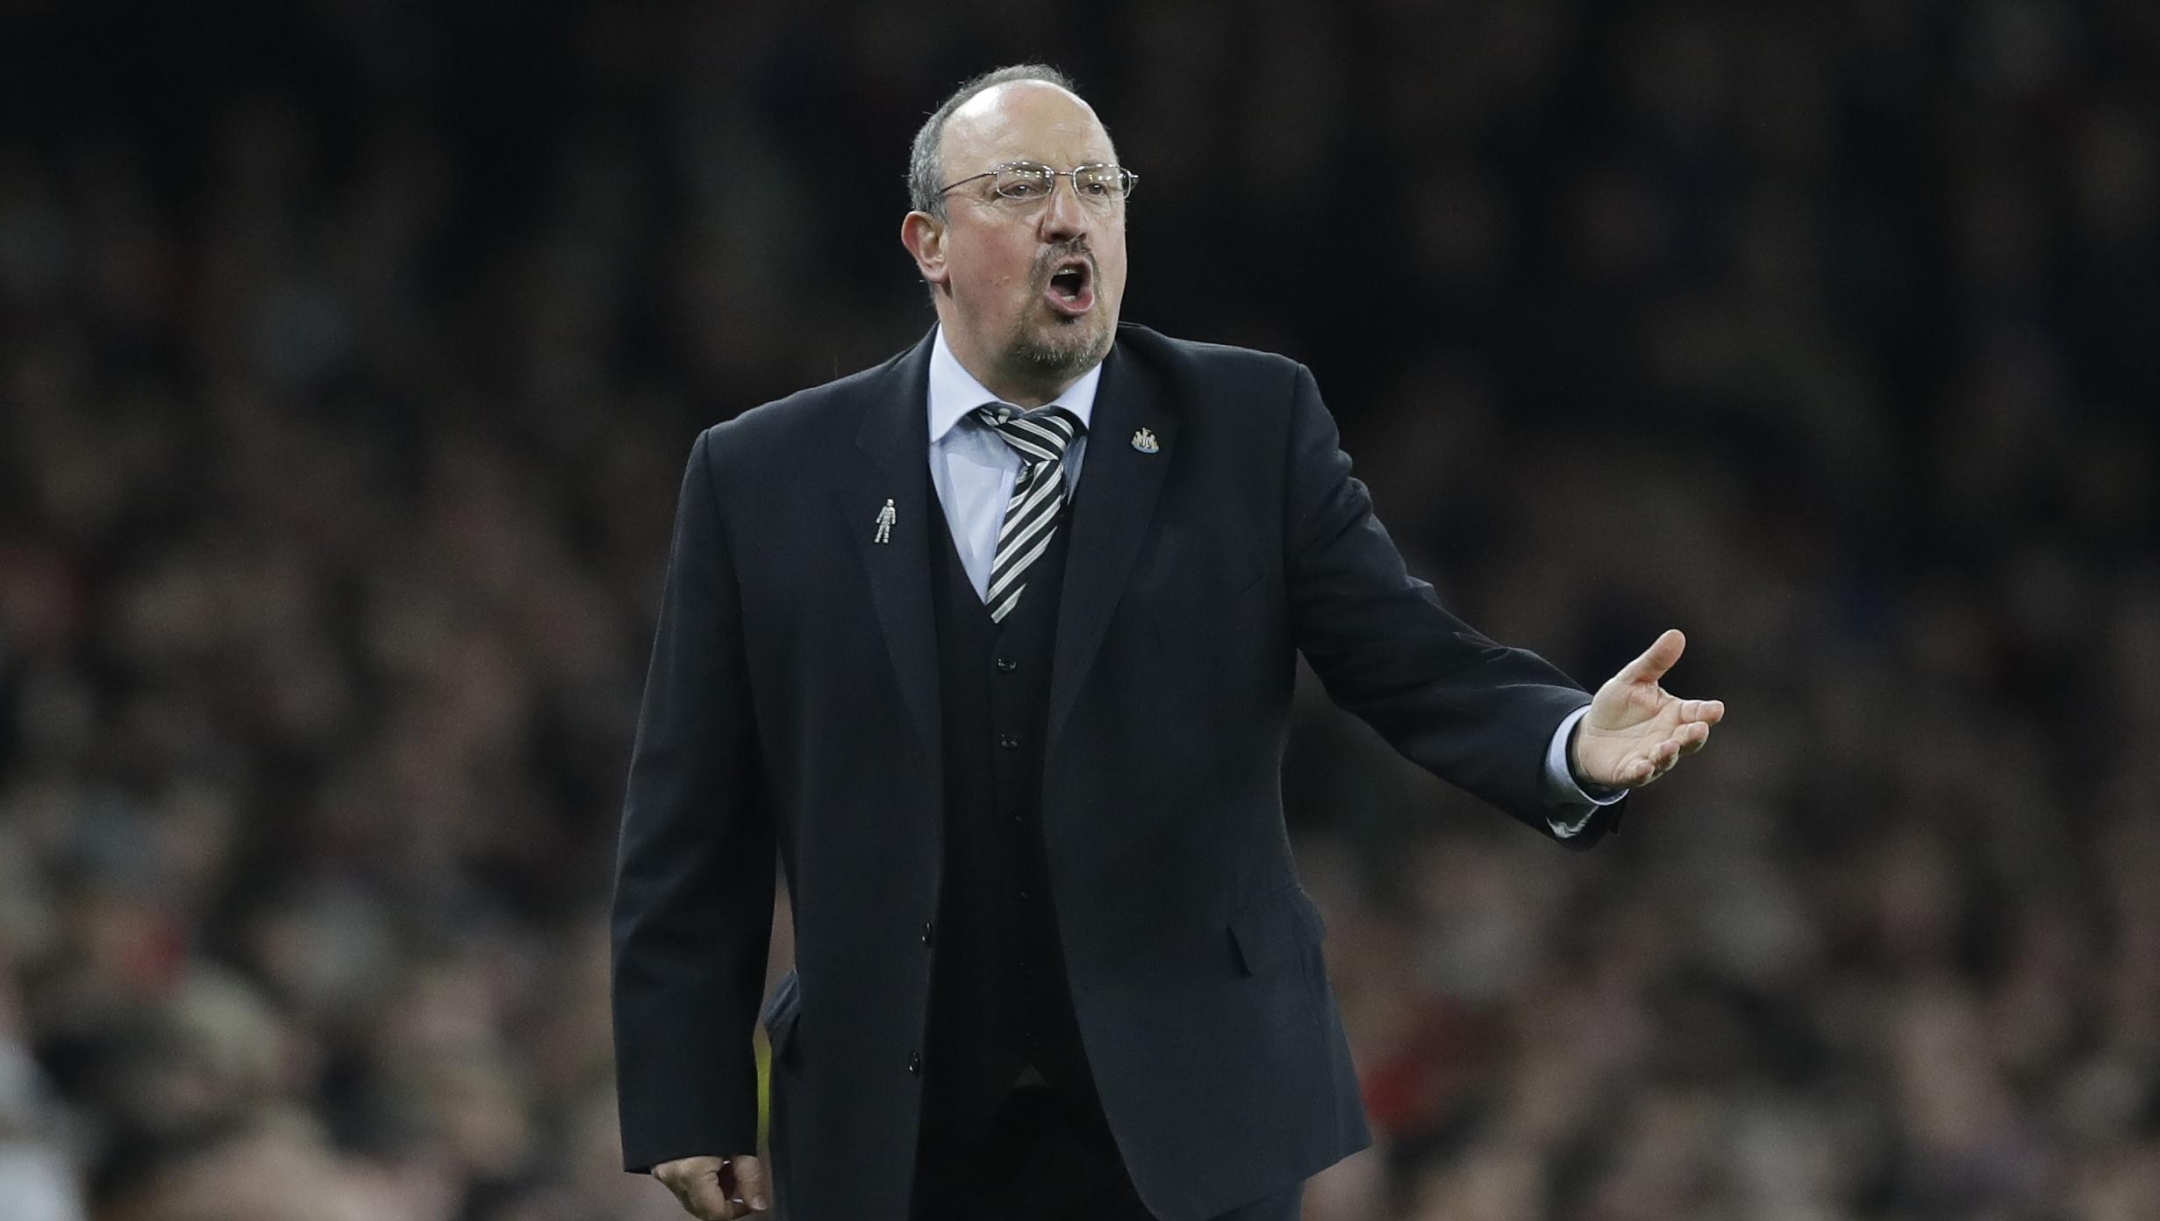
[942,81,1118,176]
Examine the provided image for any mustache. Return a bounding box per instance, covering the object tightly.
[1032,241,1096,285]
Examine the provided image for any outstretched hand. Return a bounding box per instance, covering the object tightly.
[1570,629,1725,791]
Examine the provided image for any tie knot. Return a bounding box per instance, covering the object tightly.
[977,404,1083,464]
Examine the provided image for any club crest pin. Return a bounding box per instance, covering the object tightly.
[873,498,896,544]
[1130,427,1159,454]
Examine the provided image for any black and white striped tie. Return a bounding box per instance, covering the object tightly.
[976,403,1085,623]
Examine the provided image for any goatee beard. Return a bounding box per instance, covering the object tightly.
[1012,318,1112,381]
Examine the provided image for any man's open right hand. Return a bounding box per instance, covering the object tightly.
[653,1154,770,1219]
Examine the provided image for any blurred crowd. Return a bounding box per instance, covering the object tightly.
[2,1,2157,1219]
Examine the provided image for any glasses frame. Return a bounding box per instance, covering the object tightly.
[936,160,1139,208]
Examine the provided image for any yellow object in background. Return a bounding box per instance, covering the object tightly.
[756,1029,772,1150]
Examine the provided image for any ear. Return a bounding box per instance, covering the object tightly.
[900,211,951,293]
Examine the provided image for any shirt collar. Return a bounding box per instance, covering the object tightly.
[927,324,1104,444]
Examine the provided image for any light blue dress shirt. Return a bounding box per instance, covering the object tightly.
[926,324,1102,600]
[921,326,1619,831]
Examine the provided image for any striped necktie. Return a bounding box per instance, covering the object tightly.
[975,403,1085,623]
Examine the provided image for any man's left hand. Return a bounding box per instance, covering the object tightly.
[1571,628,1725,791]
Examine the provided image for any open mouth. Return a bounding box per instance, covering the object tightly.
[1044,259,1095,316]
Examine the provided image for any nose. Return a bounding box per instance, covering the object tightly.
[1038,173,1090,243]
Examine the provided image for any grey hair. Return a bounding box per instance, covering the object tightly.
[908,64,1081,219]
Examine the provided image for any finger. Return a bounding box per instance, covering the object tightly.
[1631,740,1680,785]
[1676,698,1725,725]
[674,1162,736,1220]
[1677,722,1712,755]
[1619,629,1687,685]
[1622,733,1693,786]
[1630,752,1671,786]
[730,1154,773,1214]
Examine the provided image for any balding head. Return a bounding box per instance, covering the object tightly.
[939,79,1115,193]
[908,65,1101,218]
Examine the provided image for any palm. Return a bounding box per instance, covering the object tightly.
[1572,629,1725,790]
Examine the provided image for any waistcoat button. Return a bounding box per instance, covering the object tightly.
[907,1051,921,1075]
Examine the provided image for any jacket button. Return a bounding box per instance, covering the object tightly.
[999,734,1021,749]
[996,657,1018,673]
[907,1051,921,1075]
[921,920,934,944]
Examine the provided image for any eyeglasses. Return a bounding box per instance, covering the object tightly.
[937,161,1138,210]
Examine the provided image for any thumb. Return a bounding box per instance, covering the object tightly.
[1618,628,1686,685]
[730,1154,772,1213]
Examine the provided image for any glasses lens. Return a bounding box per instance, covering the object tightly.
[1074,166,1132,202]
[993,164,1055,200]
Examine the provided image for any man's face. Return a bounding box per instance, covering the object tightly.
[906,82,1129,396]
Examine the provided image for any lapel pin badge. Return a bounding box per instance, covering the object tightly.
[873,498,897,544]
[1131,427,1159,454]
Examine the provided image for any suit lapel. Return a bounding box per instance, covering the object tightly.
[844,331,1176,761]
[1047,343,1177,751]
[845,330,943,758]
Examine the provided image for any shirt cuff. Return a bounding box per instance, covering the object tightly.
[1545,705,1625,838]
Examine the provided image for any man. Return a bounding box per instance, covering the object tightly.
[611,65,1724,1221]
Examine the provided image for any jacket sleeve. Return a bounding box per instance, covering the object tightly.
[1281,363,1623,845]
[612,425,778,1170]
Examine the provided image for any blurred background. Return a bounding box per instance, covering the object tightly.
[2,1,2157,1218]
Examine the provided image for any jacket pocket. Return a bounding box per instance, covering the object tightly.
[1227,885,1327,978]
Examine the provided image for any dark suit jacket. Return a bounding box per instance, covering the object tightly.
[611,323,1621,1221]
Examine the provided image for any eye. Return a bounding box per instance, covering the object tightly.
[997,172,1051,200]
